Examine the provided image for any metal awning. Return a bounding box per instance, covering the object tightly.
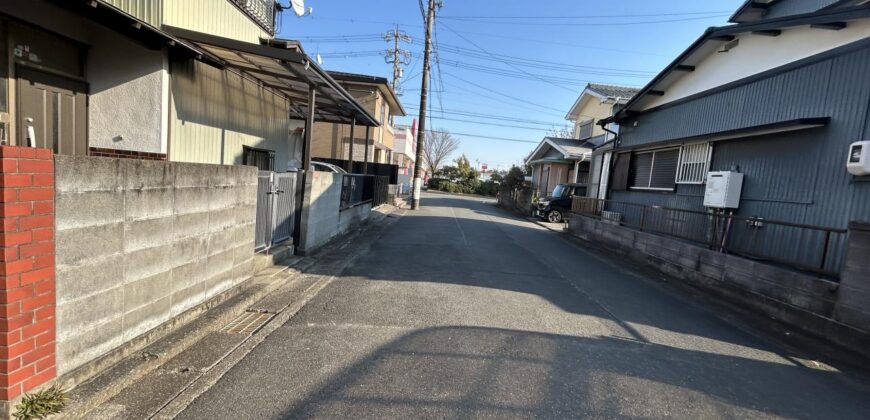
[165,26,379,127]
[614,117,830,151]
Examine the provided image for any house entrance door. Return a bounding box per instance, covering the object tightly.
[16,67,87,155]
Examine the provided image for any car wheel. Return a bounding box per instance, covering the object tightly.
[547,210,563,224]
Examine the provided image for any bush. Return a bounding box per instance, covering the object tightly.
[427,178,448,190]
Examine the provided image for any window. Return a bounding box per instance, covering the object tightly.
[577,119,594,139]
[243,146,275,171]
[676,142,712,184]
[629,148,679,191]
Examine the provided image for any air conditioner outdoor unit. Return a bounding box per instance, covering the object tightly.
[847,141,870,176]
[601,211,622,223]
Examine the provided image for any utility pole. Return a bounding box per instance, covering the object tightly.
[412,0,439,210]
[384,25,412,93]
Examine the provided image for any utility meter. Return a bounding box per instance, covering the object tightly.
[847,141,870,176]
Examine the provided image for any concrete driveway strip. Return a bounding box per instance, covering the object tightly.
[176,192,870,420]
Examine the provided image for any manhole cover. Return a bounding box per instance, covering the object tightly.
[224,311,274,335]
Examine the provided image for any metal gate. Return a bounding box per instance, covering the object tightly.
[255,171,298,252]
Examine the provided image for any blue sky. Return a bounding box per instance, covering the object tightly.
[279,0,746,172]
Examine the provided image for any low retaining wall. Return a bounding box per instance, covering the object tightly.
[54,156,257,376]
[497,188,532,216]
[297,172,371,255]
[567,214,870,354]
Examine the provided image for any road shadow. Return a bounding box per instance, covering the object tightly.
[271,326,870,419]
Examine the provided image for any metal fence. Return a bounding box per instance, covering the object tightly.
[315,158,400,184]
[371,175,389,207]
[255,171,297,252]
[572,197,848,277]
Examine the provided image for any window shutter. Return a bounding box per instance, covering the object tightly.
[649,149,679,189]
[610,153,631,191]
[630,153,653,188]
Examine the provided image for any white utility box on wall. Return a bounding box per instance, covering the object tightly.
[704,171,744,209]
[847,141,870,176]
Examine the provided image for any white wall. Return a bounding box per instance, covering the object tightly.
[87,29,167,153]
[643,20,870,110]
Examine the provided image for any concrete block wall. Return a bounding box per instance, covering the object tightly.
[297,172,371,255]
[54,156,257,376]
[834,222,870,330]
[567,215,870,354]
[0,147,57,405]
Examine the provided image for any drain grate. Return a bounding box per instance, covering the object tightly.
[223,311,274,335]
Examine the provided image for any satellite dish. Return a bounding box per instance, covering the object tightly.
[316,53,323,65]
[290,0,306,17]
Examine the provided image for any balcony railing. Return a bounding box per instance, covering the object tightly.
[229,0,275,34]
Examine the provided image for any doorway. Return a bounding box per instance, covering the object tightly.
[16,66,87,155]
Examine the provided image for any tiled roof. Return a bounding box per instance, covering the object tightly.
[586,83,640,100]
[544,137,591,157]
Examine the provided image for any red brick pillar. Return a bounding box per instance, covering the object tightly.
[0,146,55,400]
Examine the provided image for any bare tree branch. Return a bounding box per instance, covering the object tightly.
[546,124,575,139]
[423,130,459,175]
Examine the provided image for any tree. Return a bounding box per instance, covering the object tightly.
[504,165,527,190]
[423,130,459,175]
[547,124,575,139]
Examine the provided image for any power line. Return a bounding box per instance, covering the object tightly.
[438,10,734,19]
[441,22,575,92]
[289,28,669,57]
[442,72,567,113]
[430,130,539,144]
[438,14,731,27]
[403,108,565,126]
[420,41,658,75]
[406,115,560,131]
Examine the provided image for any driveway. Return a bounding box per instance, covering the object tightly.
[177,192,870,419]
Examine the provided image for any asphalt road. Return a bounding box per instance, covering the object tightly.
[177,192,870,419]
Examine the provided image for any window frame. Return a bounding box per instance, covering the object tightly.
[242,145,275,171]
[629,147,680,192]
[676,142,712,184]
[577,119,594,140]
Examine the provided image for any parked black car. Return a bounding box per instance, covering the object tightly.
[536,183,587,223]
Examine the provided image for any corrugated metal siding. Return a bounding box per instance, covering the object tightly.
[100,0,162,27]
[169,59,295,169]
[613,44,870,274]
[619,59,833,147]
[765,0,841,19]
[163,0,268,43]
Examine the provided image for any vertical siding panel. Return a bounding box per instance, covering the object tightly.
[101,0,162,27]
[170,59,292,168]
[163,0,269,44]
[616,44,870,274]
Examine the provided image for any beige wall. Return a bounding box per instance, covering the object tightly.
[163,0,271,43]
[311,84,396,164]
[100,0,269,43]
[169,59,301,170]
[571,97,613,139]
[100,0,162,27]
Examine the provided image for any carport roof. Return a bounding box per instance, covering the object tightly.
[166,27,379,127]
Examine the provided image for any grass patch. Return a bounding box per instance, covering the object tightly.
[13,385,67,420]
